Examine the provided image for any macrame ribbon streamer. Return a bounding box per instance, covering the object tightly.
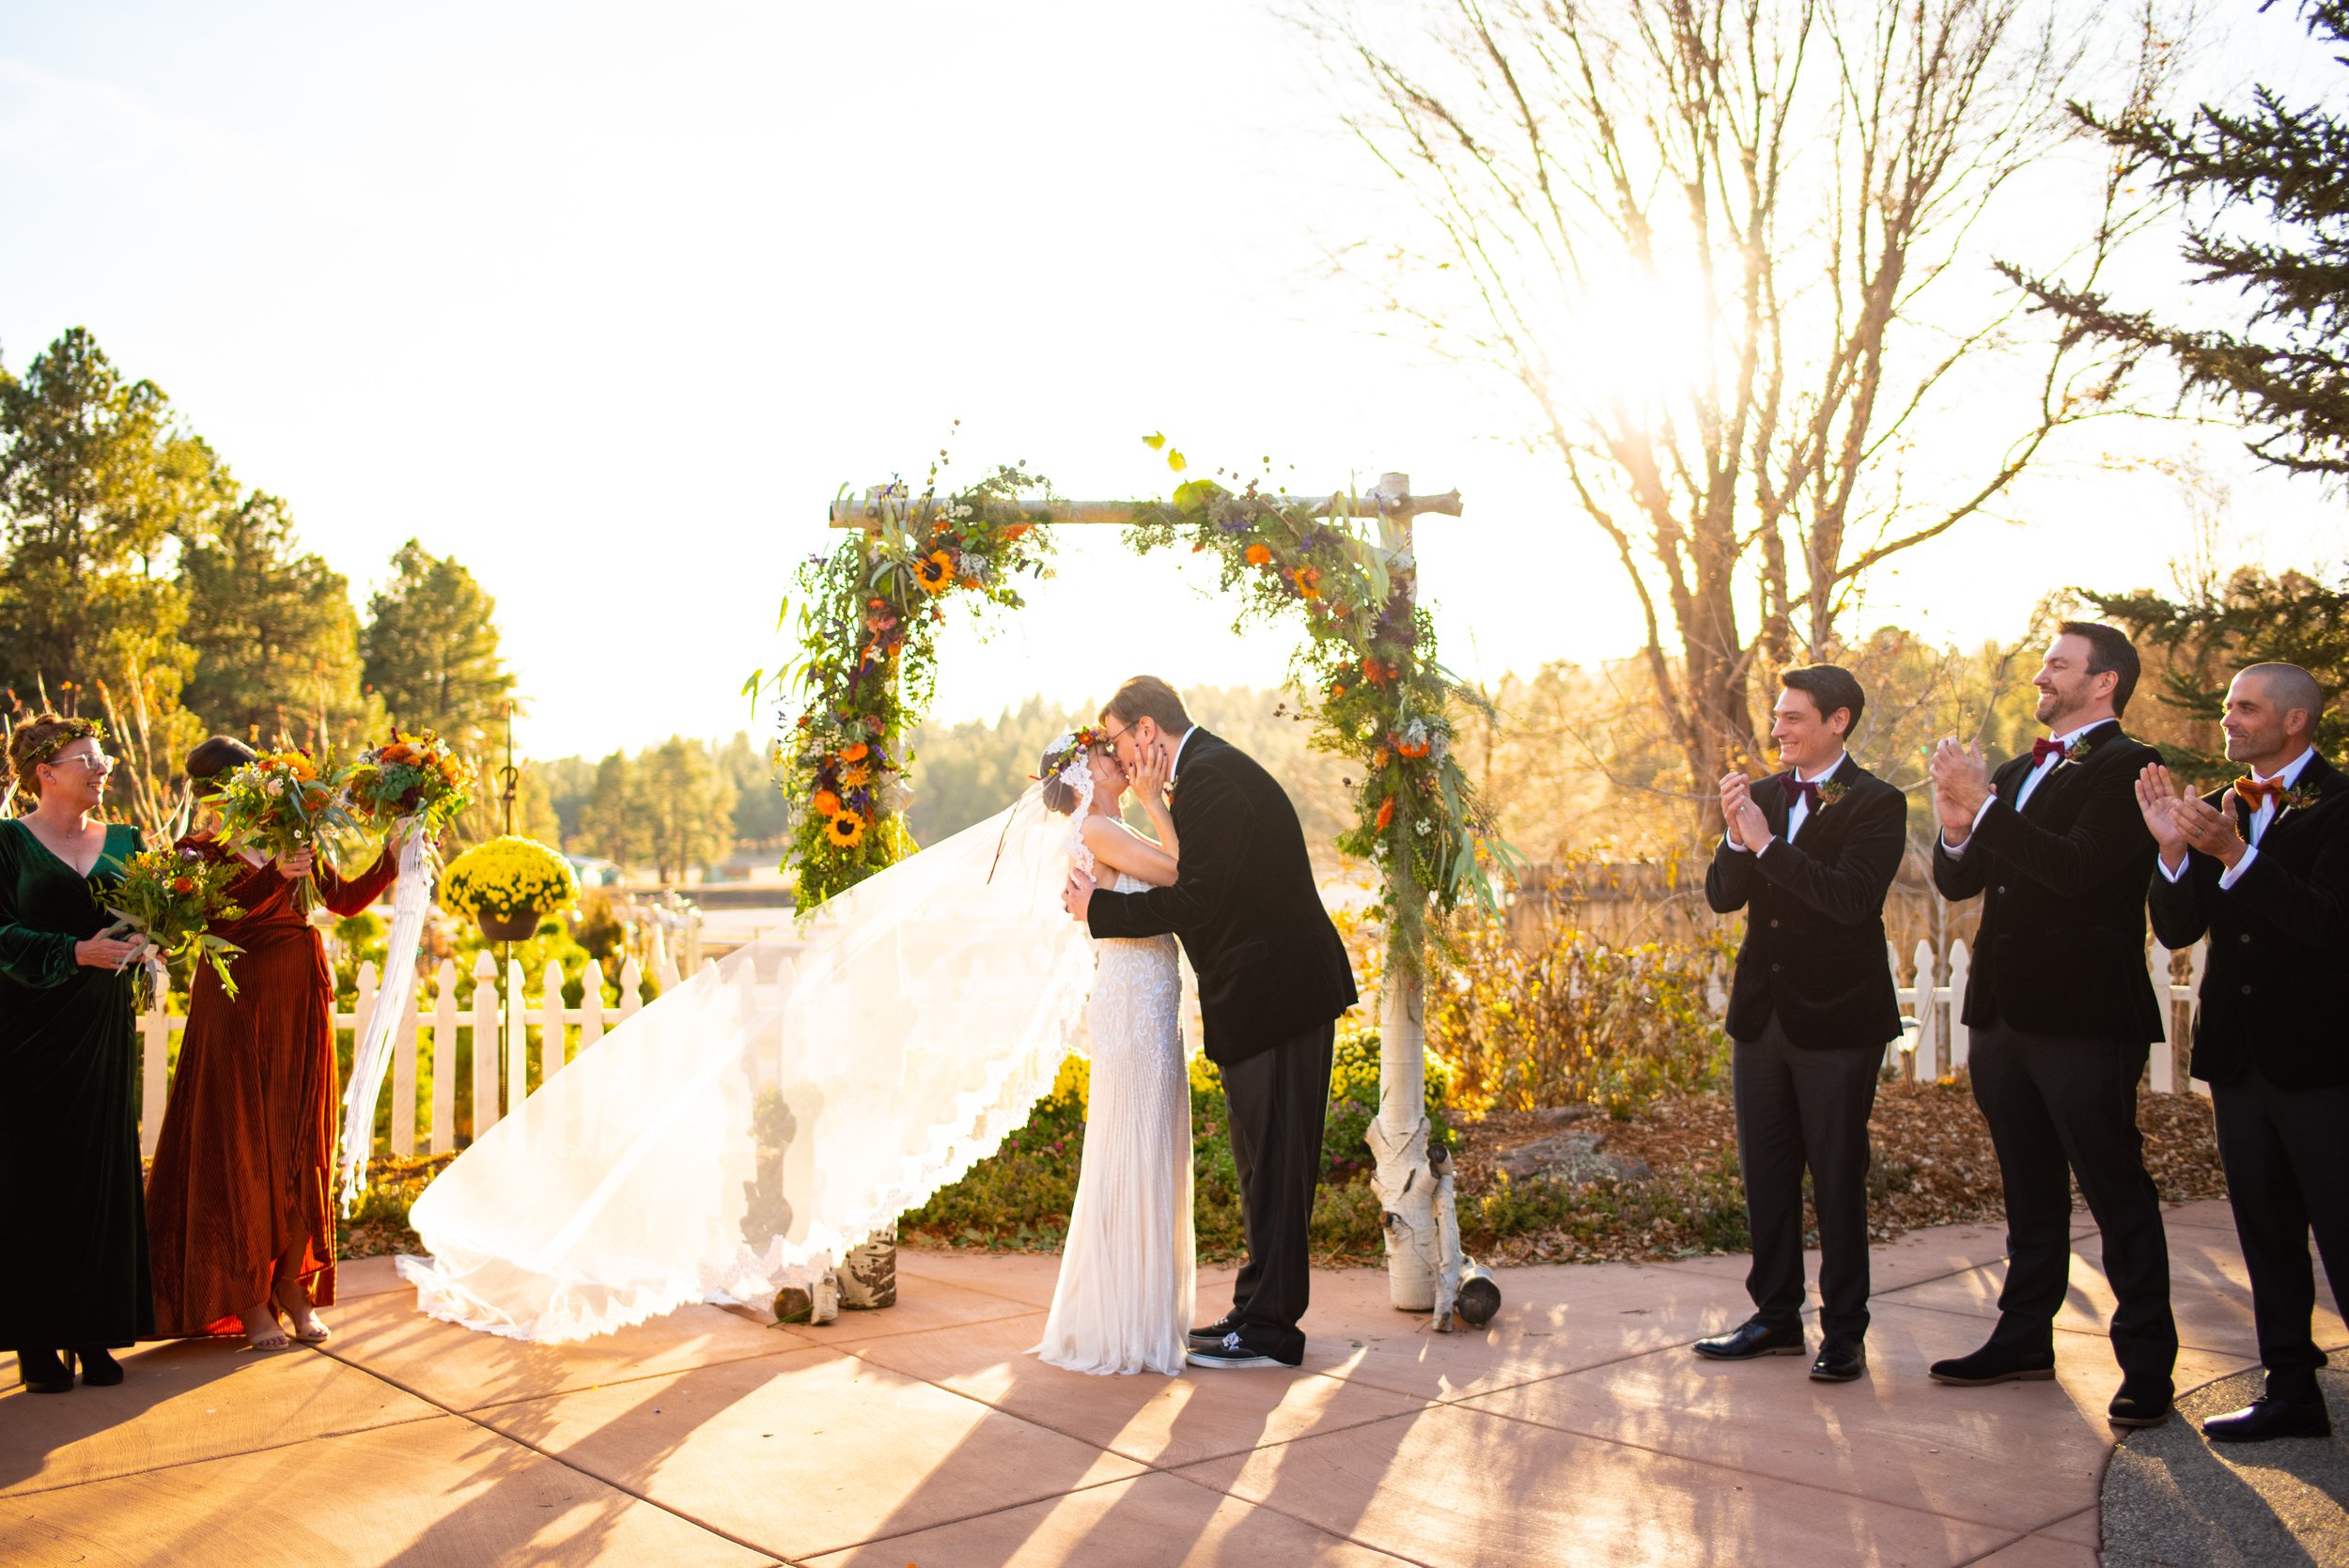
[337,829,431,1215]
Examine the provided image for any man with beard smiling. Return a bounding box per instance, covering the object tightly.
[1926,621,2176,1429]
[2142,663,2349,1443]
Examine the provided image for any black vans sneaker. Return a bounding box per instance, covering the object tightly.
[1187,1315,1242,1348]
[1186,1331,1301,1370]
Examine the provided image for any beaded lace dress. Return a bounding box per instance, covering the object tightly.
[1029,814,1196,1376]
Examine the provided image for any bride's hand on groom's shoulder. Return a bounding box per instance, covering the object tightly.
[1063,868,1096,922]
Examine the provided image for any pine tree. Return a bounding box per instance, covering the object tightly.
[2006,1,2349,479]
[359,539,516,753]
[179,491,370,741]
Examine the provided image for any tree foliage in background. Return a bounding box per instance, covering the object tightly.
[181,491,374,741]
[1306,0,2188,822]
[2008,0,2349,481]
[2086,566,2349,781]
[360,539,517,759]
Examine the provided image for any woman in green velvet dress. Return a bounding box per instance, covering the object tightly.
[0,715,153,1392]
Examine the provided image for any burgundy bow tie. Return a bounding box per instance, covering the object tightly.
[2030,737,2068,767]
[1782,775,1823,812]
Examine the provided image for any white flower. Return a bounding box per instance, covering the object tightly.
[1430,733,1452,764]
[952,503,973,520]
[1415,817,1434,835]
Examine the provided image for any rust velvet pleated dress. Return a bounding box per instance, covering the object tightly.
[145,838,400,1337]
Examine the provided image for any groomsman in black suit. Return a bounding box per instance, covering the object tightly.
[2140,662,2349,1442]
[1696,665,1908,1384]
[1926,621,2176,1426]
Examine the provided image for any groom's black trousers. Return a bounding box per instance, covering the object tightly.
[1221,1022,1335,1360]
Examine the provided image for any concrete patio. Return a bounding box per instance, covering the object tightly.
[1,1198,2337,1565]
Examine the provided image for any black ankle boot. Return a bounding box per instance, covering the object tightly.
[69,1347,123,1387]
[14,1348,72,1393]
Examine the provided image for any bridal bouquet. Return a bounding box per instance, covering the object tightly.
[98,846,246,1007]
[206,747,355,913]
[346,730,475,856]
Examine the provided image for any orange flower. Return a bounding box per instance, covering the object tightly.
[1372,748,1392,770]
[1376,796,1396,831]
[171,876,195,893]
[1397,738,1431,759]
[841,765,872,788]
[1003,523,1032,541]
[813,790,842,816]
[842,743,870,762]
[1293,567,1321,598]
[1330,685,1347,700]
[1244,542,1272,567]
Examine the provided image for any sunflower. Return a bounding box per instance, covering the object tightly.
[1293,566,1321,598]
[913,551,956,593]
[813,789,842,816]
[1244,542,1273,567]
[825,813,866,848]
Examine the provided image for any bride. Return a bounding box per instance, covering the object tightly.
[396,724,1192,1364]
[1027,726,1193,1375]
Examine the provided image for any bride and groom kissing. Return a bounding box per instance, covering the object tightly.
[1042,675,1358,1376]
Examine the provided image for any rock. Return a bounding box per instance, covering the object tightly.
[1493,1129,1652,1185]
[1531,1106,1595,1126]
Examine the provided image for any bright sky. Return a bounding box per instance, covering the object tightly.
[4,2,2341,759]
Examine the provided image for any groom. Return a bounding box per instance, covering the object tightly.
[1063,676,1359,1369]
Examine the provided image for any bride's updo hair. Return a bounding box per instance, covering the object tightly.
[1039,745,1080,815]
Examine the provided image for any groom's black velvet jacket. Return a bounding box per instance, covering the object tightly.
[1703,755,1907,1050]
[1086,729,1359,1064]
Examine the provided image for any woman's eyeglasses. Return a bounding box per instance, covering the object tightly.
[49,751,114,771]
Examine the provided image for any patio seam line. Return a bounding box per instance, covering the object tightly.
[1152,1461,1445,1568]
[1946,1528,2040,1567]
[786,1470,1166,1561]
[305,1343,798,1563]
[1286,1393,2107,1541]
[892,1265,1064,1311]
[1868,1295,2263,1358]
[0,1404,449,1500]
[439,1337,844,1416]
[783,1304,1039,1351]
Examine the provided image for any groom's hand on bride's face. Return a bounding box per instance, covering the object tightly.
[1063,869,1096,922]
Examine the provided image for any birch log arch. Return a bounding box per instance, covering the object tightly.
[766,461,1515,1331]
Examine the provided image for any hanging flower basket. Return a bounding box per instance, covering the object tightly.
[440,835,578,942]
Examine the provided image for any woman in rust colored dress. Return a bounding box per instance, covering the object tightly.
[146,737,407,1348]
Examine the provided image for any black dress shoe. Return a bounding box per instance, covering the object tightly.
[2108,1383,2172,1428]
[1810,1342,1867,1383]
[1928,1342,2056,1386]
[1186,1330,1301,1370]
[14,1348,71,1394]
[2204,1396,2331,1443]
[70,1347,123,1388]
[1187,1314,1242,1348]
[1691,1320,1806,1360]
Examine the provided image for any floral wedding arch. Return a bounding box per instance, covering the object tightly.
[746,444,1518,1327]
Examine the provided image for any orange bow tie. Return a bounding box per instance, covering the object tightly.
[2234,776,2288,811]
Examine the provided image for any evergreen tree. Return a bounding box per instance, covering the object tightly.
[634,736,736,885]
[2006,1,2349,479]
[179,491,369,741]
[575,752,643,867]
[716,730,790,846]
[0,327,232,700]
[359,539,516,753]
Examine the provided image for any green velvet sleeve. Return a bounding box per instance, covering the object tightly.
[0,824,81,989]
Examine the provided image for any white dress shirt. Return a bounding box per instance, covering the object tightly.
[1167,724,1197,784]
[2156,746,2314,891]
[1726,752,1847,853]
[1943,719,2116,856]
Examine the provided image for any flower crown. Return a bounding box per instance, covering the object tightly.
[17,716,106,770]
[1036,725,1110,784]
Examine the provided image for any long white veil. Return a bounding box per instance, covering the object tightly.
[396,791,1091,1343]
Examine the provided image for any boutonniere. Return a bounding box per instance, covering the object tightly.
[2281,784,2323,815]
[2058,737,2094,768]
[1817,779,1849,809]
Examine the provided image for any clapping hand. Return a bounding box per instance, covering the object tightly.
[2176,790,2251,869]
[1928,738,1992,843]
[1718,771,1769,852]
[2134,764,2192,869]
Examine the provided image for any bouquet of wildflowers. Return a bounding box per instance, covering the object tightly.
[205,747,355,913]
[345,730,474,863]
[98,846,246,1007]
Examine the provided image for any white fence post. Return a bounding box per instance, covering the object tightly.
[1911,939,1939,1080]
[1947,939,1970,1072]
[2186,941,2211,1098]
[428,958,459,1156]
[470,950,502,1136]
[2148,942,2176,1094]
[390,981,420,1158]
[538,958,568,1074]
[505,955,529,1108]
[139,991,172,1158]
[618,955,645,1023]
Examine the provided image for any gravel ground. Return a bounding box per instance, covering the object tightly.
[2104,1367,2349,1566]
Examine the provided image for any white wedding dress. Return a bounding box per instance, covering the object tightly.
[1029,851,1196,1376]
[396,795,1097,1343]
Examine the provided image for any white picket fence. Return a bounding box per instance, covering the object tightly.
[1886,938,2209,1095]
[136,943,687,1160]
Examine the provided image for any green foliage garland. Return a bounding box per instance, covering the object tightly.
[758,464,1055,908]
[1123,464,1517,953]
